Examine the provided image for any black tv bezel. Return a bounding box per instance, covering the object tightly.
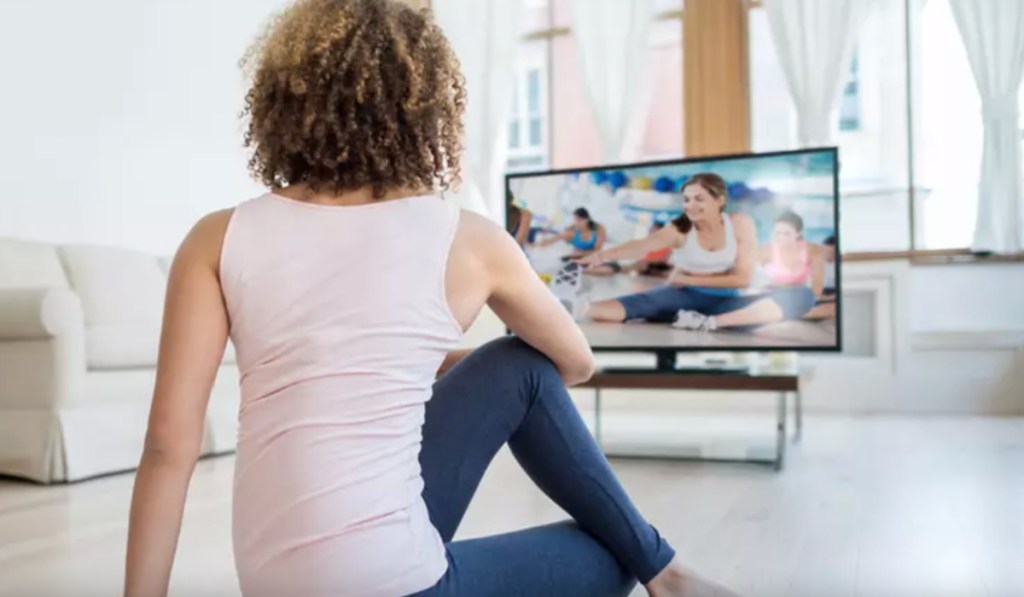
[503,146,843,354]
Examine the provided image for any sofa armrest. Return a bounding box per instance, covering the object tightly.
[0,288,86,409]
[0,288,83,340]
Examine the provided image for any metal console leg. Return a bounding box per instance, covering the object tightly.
[794,389,803,444]
[775,391,787,471]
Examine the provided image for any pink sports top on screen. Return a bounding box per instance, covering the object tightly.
[219,193,463,597]
[764,241,811,286]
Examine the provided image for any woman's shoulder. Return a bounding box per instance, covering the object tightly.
[452,209,525,270]
[188,209,235,249]
[455,209,510,248]
[727,212,756,234]
[727,211,754,225]
[172,209,235,277]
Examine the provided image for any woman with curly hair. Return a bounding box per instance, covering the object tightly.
[123,1,734,596]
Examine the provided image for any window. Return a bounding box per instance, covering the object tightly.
[748,0,1022,252]
[838,51,861,132]
[640,3,684,160]
[749,0,911,253]
[506,41,550,172]
[913,0,982,250]
[507,0,683,171]
[549,0,683,168]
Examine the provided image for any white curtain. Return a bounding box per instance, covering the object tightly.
[569,0,656,162]
[949,0,1024,254]
[433,0,525,219]
[764,0,871,146]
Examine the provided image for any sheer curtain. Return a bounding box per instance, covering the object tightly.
[568,0,656,162]
[764,0,871,146]
[949,0,1024,254]
[433,0,525,218]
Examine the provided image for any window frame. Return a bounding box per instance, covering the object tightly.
[505,41,550,173]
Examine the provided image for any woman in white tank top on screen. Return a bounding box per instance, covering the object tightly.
[578,173,803,331]
[122,1,738,596]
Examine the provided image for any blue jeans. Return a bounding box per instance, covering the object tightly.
[410,338,676,596]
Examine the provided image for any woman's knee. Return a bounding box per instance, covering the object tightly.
[472,337,560,379]
[771,287,817,320]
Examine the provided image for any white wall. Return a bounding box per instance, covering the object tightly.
[0,0,288,255]
[910,264,1024,332]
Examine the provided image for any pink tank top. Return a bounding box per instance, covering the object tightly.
[220,193,463,597]
[764,241,811,286]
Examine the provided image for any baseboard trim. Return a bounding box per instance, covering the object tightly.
[912,330,1024,351]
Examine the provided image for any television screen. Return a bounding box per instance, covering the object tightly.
[505,148,840,351]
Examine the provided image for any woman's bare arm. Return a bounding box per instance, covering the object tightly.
[514,209,532,246]
[593,225,607,252]
[577,225,680,266]
[809,244,826,297]
[457,213,594,385]
[534,229,572,247]
[124,210,233,597]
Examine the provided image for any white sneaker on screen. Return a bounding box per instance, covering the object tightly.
[672,310,717,331]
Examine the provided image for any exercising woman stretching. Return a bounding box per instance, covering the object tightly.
[122,1,735,596]
[578,173,767,325]
[579,176,822,331]
[534,207,607,259]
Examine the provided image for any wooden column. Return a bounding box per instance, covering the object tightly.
[683,0,751,156]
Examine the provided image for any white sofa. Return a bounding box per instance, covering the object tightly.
[0,238,239,484]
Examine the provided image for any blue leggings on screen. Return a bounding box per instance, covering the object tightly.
[409,338,676,597]
[617,286,761,322]
[617,285,817,323]
[768,286,817,320]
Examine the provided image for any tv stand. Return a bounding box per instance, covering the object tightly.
[600,349,751,375]
[582,354,801,470]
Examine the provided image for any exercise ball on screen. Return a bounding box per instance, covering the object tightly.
[752,187,774,201]
[609,170,630,191]
[590,170,609,185]
[728,181,751,199]
[631,176,652,190]
[654,176,675,193]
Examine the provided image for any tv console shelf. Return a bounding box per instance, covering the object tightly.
[578,366,801,471]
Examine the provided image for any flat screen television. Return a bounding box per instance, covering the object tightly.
[505,147,841,361]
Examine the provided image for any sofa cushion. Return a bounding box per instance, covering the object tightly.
[59,245,166,369]
[0,239,69,289]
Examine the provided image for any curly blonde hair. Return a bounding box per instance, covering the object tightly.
[241,0,465,197]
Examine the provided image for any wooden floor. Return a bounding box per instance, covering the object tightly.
[1,415,1022,596]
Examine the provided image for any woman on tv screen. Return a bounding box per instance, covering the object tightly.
[577,174,822,332]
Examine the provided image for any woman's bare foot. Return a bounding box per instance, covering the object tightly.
[646,557,740,597]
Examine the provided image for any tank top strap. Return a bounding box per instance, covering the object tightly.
[723,213,736,249]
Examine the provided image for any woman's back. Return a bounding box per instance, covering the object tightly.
[221,192,463,596]
[122,2,612,595]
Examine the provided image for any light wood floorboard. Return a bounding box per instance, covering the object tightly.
[1,415,1022,597]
